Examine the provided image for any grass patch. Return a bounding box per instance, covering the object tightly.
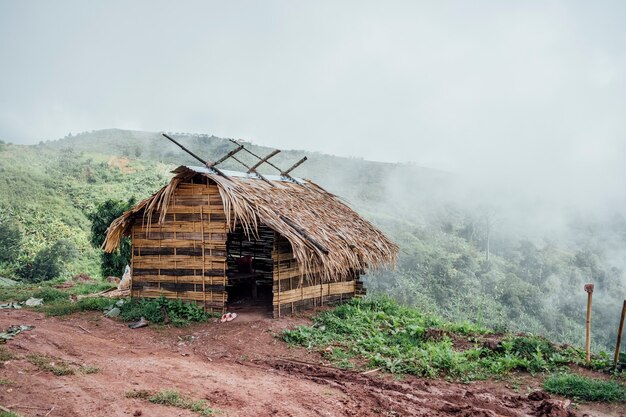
[148,389,217,416]
[0,412,23,417]
[26,353,75,376]
[125,389,217,415]
[0,281,115,303]
[0,346,18,361]
[544,374,626,402]
[41,296,111,316]
[119,296,213,327]
[0,378,14,385]
[125,389,151,399]
[79,365,100,374]
[282,297,607,381]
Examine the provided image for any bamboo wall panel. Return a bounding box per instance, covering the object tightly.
[130,181,228,313]
[272,233,358,317]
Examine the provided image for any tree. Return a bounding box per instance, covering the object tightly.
[0,220,22,263]
[88,198,135,277]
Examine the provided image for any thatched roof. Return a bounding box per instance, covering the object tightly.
[103,166,397,281]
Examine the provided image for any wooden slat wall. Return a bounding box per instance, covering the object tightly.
[272,233,357,318]
[131,181,228,313]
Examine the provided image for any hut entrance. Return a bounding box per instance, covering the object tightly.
[226,224,274,314]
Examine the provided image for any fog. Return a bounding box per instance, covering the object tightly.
[2,2,625,186]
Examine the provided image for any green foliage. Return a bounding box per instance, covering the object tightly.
[19,239,77,282]
[119,296,212,326]
[283,297,607,381]
[148,389,216,416]
[544,374,626,402]
[88,198,134,277]
[0,219,22,263]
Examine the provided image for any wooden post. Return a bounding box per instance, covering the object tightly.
[584,283,594,366]
[613,300,626,371]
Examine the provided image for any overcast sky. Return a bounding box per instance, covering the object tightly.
[1,0,625,186]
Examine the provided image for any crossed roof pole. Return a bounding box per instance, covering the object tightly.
[162,133,307,186]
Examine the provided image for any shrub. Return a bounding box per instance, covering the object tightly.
[20,239,77,282]
[119,296,211,326]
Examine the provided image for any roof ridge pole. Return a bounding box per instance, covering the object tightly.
[228,139,299,183]
[247,149,281,173]
[210,144,245,167]
[228,153,275,187]
[162,133,229,179]
[282,157,307,176]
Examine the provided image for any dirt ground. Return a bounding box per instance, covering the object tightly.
[0,309,623,417]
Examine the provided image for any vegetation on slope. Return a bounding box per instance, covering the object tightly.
[544,373,626,402]
[283,297,615,383]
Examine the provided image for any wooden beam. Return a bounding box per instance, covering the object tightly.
[247,149,280,173]
[229,139,298,182]
[162,133,229,179]
[230,155,275,187]
[211,145,244,167]
[282,156,307,175]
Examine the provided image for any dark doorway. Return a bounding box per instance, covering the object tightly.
[226,224,274,315]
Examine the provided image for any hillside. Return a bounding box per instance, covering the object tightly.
[1,129,625,352]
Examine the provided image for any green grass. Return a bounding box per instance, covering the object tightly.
[0,281,114,303]
[282,296,609,381]
[41,296,112,316]
[145,389,217,416]
[0,279,116,316]
[79,365,101,374]
[125,389,151,399]
[0,378,14,385]
[0,347,18,361]
[544,374,626,402]
[0,411,23,417]
[26,353,75,376]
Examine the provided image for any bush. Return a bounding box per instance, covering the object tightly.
[20,239,77,282]
[119,296,211,326]
[544,374,626,402]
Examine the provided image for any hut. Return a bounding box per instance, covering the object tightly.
[103,156,398,317]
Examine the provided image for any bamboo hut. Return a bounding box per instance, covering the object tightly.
[103,164,398,317]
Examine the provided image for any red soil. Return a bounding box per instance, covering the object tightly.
[0,310,623,417]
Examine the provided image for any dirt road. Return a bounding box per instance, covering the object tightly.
[0,310,621,416]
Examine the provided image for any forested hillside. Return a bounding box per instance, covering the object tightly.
[0,129,624,351]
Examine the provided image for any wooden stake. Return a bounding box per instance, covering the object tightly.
[584,283,594,366]
[613,300,626,371]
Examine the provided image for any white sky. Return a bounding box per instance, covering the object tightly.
[1,0,625,185]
